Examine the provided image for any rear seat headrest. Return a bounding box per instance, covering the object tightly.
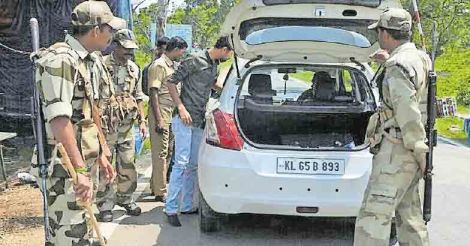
[248,74,275,96]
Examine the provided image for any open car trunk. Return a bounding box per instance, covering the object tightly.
[238,109,373,149]
[235,65,376,150]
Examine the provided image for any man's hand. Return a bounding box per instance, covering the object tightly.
[74,173,93,203]
[98,154,115,184]
[178,105,192,126]
[139,121,148,139]
[102,144,112,159]
[155,120,166,134]
[370,49,390,64]
[413,141,428,176]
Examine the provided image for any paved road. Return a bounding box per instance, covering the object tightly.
[102,139,470,246]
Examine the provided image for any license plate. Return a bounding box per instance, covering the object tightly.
[277,158,345,175]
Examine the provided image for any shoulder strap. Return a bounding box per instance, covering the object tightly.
[76,62,94,120]
[76,61,110,157]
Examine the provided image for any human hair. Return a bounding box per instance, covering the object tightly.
[157,37,170,48]
[379,27,411,41]
[71,24,110,37]
[214,36,232,50]
[166,36,188,52]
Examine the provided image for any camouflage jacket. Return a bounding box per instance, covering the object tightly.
[103,53,144,122]
[33,35,106,176]
[371,42,432,152]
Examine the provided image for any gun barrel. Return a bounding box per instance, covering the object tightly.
[30,17,51,242]
[30,18,40,52]
[423,156,433,223]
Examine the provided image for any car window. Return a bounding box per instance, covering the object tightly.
[240,66,369,105]
[245,26,371,48]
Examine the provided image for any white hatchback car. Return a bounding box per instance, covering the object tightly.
[198,0,401,232]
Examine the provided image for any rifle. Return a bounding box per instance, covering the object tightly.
[29,18,51,243]
[411,0,437,224]
[423,21,438,224]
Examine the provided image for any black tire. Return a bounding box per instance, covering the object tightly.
[199,191,222,233]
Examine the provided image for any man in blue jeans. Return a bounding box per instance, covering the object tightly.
[165,37,233,226]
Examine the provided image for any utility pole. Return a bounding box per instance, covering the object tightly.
[156,0,170,39]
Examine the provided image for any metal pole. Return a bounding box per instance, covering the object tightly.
[30,17,51,243]
[0,145,8,189]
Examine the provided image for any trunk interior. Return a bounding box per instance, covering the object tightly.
[238,108,372,149]
[235,65,376,150]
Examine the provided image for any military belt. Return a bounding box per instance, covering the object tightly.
[379,108,394,124]
[384,127,402,139]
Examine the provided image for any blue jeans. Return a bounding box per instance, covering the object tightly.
[165,116,204,214]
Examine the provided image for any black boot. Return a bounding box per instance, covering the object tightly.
[166,214,182,227]
[98,210,113,222]
[117,202,142,216]
[181,209,198,215]
[155,195,165,202]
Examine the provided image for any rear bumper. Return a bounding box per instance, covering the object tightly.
[198,143,372,217]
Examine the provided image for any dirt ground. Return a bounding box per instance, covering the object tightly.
[0,182,44,246]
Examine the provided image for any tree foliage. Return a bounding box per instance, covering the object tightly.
[401,0,470,53]
[167,0,239,48]
[132,4,162,67]
[399,0,470,105]
[132,0,470,105]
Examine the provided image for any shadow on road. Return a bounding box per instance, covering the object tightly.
[151,212,354,246]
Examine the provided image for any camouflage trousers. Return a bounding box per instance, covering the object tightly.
[354,138,430,246]
[96,118,137,211]
[32,146,100,245]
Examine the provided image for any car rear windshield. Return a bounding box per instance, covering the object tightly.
[238,65,374,107]
[262,0,381,8]
[246,26,371,48]
[240,18,378,46]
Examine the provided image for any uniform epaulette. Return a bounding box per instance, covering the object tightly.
[35,42,78,67]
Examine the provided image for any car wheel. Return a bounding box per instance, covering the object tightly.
[199,191,222,233]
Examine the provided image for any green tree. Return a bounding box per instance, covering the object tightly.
[401,0,470,53]
[400,1,470,105]
[167,0,239,48]
[132,3,162,67]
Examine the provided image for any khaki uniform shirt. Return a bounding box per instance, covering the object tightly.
[148,53,176,107]
[380,42,431,151]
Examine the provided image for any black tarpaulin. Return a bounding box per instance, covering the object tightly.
[0,0,121,120]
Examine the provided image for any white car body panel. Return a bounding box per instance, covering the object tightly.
[199,60,377,217]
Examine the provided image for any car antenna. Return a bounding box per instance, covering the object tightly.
[350,57,366,71]
[244,55,263,68]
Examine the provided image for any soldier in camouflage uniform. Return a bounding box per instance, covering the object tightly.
[31,1,124,245]
[354,8,431,246]
[96,29,146,222]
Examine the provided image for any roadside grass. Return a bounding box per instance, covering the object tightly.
[436,117,470,145]
[437,104,470,141]
[457,104,470,115]
[290,71,314,84]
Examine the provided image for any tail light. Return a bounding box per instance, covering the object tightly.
[206,109,244,151]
